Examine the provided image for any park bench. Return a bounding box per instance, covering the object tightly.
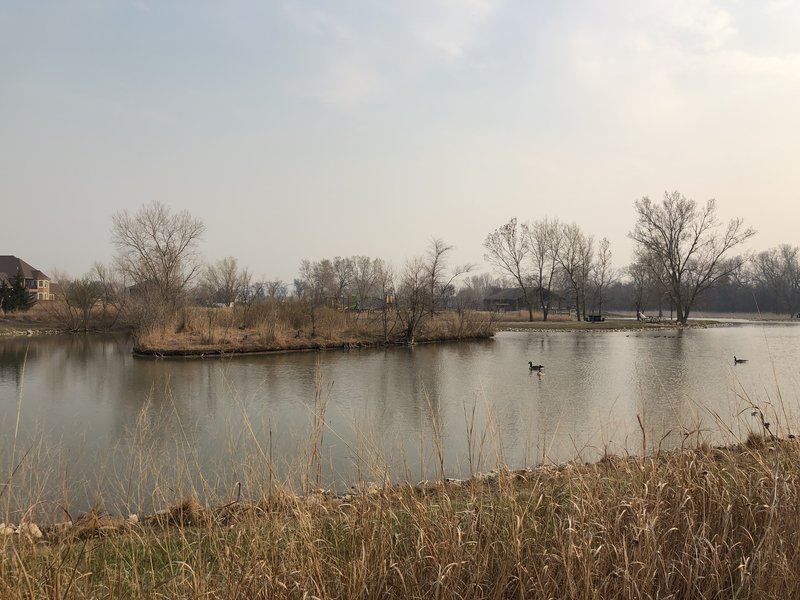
[586,314,605,322]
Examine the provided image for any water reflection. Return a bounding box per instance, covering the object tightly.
[1,325,800,519]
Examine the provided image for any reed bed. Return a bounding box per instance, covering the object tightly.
[133,305,496,354]
[1,432,800,599]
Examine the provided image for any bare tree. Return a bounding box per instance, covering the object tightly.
[332,256,354,308]
[91,262,127,328]
[629,191,756,324]
[47,276,104,331]
[296,259,340,336]
[374,259,397,342]
[298,259,337,307]
[426,238,473,315]
[528,218,563,321]
[750,244,800,316]
[48,268,70,285]
[264,280,288,299]
[396,239,471,342]
[455,273,508,310]
[111,201,205,311]
[558,222,593,321]
[351,256,380,309]
[628,254,653,316]
[395,256,428,343]
[202,256,250,305]
[590,237,616,315]
[484,218,535,321]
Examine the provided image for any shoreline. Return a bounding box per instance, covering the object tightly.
[497,317,800,333]
[132,332,495,358]
[2,312,793,349]
[495,317,726,333]
[6,435,790,540]
[132,316,730,358]
[9,436,800,598]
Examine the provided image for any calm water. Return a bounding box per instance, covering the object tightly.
[2,324,800,518]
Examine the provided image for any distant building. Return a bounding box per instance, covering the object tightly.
[483,287,566,313]
[0,255,54,301]
[483,288,529,312]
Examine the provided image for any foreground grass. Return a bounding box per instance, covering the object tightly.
[3,438,800,599]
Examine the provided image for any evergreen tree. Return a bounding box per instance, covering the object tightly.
[0,271,34,312]
[0,278,11,312]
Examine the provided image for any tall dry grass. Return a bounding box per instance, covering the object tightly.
[3,436,800,598]
[134,303,495,353]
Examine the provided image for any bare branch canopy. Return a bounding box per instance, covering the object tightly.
[628,191,756,324]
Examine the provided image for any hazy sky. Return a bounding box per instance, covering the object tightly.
[2,0,799,284]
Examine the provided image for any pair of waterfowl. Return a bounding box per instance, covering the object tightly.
[530,358,747,369]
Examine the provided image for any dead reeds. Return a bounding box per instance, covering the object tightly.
[3,440,800,598]
[133,304,496,355]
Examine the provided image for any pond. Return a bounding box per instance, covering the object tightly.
[1,323,799,519]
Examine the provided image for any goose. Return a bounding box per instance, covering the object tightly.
[734,356,748,364]
[528,361,544,371]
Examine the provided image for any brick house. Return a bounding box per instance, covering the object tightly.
[0,255,55,301]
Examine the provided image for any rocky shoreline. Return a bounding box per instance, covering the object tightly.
[4,435,788,548]
[0,327,65,337]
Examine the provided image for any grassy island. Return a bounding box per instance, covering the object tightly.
[2,435,799,598]
[131,305,496,356]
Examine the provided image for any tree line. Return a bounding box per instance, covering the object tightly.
[484,217,615,322]
[9,193,798,330]
[33,202,478,341]
[484,191,763,324]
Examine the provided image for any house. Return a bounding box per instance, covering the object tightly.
[0,255,55,301]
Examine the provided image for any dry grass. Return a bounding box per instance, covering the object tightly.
[0,303,65,334]
[495,309,575,323]
[133,305,496,355]
[2,438,800,598]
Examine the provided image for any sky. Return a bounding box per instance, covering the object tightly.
[2,0,799,284]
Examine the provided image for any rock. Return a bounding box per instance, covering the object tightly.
[18,523,42,538]
[305,495,323,508]
[0,523,15,535]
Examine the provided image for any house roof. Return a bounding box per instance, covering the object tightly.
[483,287,528,301]
[0,255,50,282]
